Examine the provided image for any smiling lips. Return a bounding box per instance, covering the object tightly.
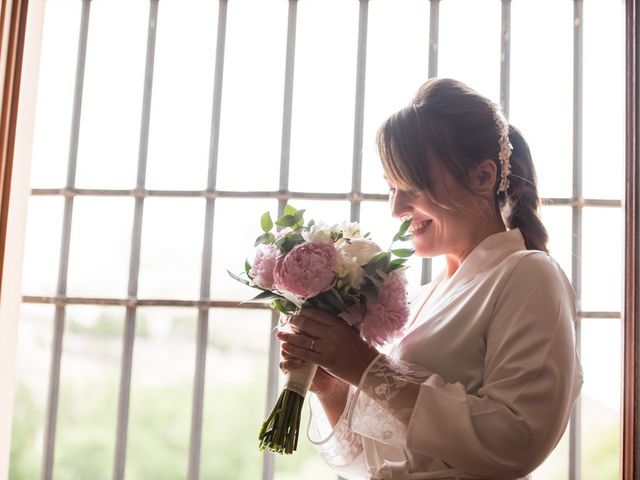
[410,219,433,236]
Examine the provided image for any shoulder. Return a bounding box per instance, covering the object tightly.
[502,250,572,290]
[494,249,576,313]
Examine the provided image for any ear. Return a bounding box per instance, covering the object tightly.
[468,159,498,196]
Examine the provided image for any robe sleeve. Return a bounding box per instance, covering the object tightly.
[305,282,436,478]
[307,387,368,479]
[345,252,583,479]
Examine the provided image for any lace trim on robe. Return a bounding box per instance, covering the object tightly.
[348,353,433,448]
[307,389,364,467]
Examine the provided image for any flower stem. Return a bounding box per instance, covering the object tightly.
[258,388,305,455]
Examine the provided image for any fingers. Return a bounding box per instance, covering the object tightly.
[288,308,339,337]
[280,340,321,364]
[279,357,302,373]
[277,331,318,353]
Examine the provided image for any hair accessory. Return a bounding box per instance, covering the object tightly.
[493,108,512,194]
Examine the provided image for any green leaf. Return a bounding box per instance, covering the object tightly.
[366,251,391,272]
[398,234,412,242]
[293,209,306,222]
[391,248,415,258]
[275,215,297,227]
[260,212,273,233]
[284,204,298,217]
[248,291,284,303]
[361,283,378,302]
[263,232,275,244]
[254,233,267,247]
[272,299,295,315]
[388,258,406,270]
[375,269,389,281]
[312,297,340,316]
[364,272,384,290]
[244,259,252,275]
[329,288,346,309]
[254,232,275,247]
[227,269,250,286]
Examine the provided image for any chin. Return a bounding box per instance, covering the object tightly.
[413,244,439,258]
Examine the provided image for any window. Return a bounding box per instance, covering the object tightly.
[8,1,629,479]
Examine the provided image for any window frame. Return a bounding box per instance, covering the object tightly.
[623,0,639,478]
[0,1,637,480]
[0,0,44,479]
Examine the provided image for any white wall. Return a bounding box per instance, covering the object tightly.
[0,1,45,479]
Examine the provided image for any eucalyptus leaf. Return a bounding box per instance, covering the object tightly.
[399,217,411,236]
[391,248,414,258]
[388,258,406,269]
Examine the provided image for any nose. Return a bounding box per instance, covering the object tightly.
[389,189,413,219]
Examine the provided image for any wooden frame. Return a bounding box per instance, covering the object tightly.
[624,0,640,479]
[0,0,29,294]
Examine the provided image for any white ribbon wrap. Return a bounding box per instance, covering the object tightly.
[284,361,318,397]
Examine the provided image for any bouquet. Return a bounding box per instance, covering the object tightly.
[228,204,414,454]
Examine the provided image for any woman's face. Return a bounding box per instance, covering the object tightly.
[387,166,488,263]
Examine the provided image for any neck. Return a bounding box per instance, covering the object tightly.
[444,214,506,278]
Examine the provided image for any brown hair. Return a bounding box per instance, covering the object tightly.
[376,78,548,253]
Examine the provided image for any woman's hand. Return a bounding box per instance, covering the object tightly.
[277,308,380,386]
[279,350,346,400]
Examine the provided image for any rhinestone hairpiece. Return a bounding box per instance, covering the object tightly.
[493,108,512,194]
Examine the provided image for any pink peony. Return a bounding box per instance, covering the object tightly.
[273,242,337,298]
[249,245,278,289]
[359,271,410,347]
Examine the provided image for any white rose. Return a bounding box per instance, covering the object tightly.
[302,223,332,243]
[338,221,361,239]
[335,255,365,289]
[337,237,382,266]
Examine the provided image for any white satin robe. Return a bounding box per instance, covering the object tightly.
[307,228,583,480]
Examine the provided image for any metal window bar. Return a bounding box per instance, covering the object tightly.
[569,1,584,479]
[350,0,368,224]
[428,0,439,79]
[21,295,620,321]
[500,0,511,117]
[27,187,623,210]
[186,1,227,479]
[112,2,158,480]
[41,2,91,479]
[262,2,299,478]
[421,0,440,286]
